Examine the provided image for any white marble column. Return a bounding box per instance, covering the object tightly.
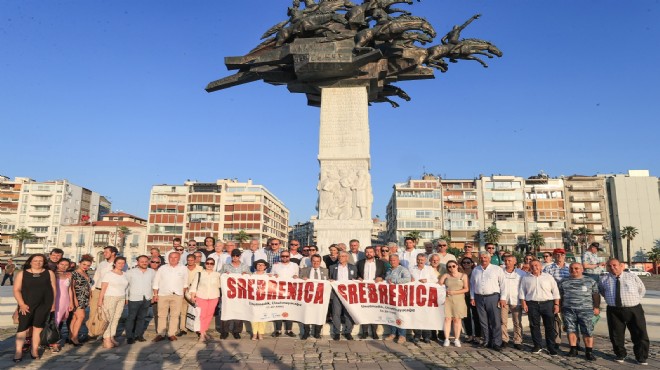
[313,87,373,254]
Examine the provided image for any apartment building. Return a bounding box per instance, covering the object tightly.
[59,212,147,265]
[607,170,660,261]
[289,220,315,246]
[0,177,34,254]
[564,175,611,252]
[477,175,527,251]
[524,175,567,251]
[146,179,289,253]
[441,179,481,249]
[386,174,442,246]
[15,180,109,255]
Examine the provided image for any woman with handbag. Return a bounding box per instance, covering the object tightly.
[13,254,56,362]
[98,256,128,349]
[189,257,221,343]
[69,255,93,346]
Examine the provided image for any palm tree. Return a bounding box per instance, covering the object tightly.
[117,226,131,249]
[528,231,546,254]
[235,230,250,247]
[406,230,422,244]
[438,234,451,243]
[572,227,592,255]
[646,244,660,275]
[621,226,639,266]
[484,225,502,245]
[13,228,36,255]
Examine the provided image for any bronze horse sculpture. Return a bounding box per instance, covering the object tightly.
[355,15,436,48]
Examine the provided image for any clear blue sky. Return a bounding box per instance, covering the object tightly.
[2,1,658,224]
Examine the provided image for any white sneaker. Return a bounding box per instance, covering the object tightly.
[454,339,461,347]
[443,339,450,347]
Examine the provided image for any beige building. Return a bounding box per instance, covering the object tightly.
[0,176,33,254]
[477,175,526,251]
[607,170,660,262]
[564,175,611,253]
[441,179,481,249]
[289,220,315,247]
[386,174,442,246]
[523,175,567,251]
[60,212,147,266]
[146,179,289,252]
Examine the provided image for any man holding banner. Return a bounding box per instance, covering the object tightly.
[356,246,387,339]
[383,254,412,344]
[298,254,329,339]
[329,251,358,340]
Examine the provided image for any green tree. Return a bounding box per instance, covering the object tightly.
[13,228,36,255]
[484,225,502,245]
[646,244,660,275]
[621,226,639,266]
[117,226,131,249]
[528,230,546,254]
[572,227,592,255]
[235,230,250,246]
[406,230,422,244]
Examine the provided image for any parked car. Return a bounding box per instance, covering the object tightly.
[624,267,651,277]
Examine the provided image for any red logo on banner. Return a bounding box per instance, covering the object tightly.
[282,312,289,318]
[396,319,402,326]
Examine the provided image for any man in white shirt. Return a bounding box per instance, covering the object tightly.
[470,251,507,351]
[348,239,366,264]
[298,254,329,339]
[409,253,436,343]
[207,241,227,272]
[398,237,420,269]
[241,239,267,272]
[520,260,560,355]
[329,251,358,340]
[89,246,117,338]
[271,250,300,337]
[501,254,526,350]
[152,251,188,342]
[356,246,386,339]
[125,255,156,344]
[288,239,304,264]
[436,241,457,275]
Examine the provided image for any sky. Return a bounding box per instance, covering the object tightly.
[1,1,659,224]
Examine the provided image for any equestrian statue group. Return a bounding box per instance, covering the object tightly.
[206,0,502,108]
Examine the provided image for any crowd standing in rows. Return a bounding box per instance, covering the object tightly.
[9,238,650,365]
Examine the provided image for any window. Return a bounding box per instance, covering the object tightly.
[94,233,109,243]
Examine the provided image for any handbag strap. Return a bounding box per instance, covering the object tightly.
[196,272,201,290]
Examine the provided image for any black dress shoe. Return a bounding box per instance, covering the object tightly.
[176,330,187,337]
[220,333,229,340]
[314,334,321,339]
[358,333,368,340]
[127,338,135,344]
[513,343,523,350]
[285,331,295,337]
[411,337,420,344]
[531,345,542,353]
[372,334,380,340]
[567,348,578,357]
[344,334,354,341]
[547,347,559,356]
[585,352,597,361]
[332,334,340,341]
[492,345,502,352]
[301,333,310,340]
[136,336,146,342]
[501,341,508,348]
[233,333,241,339]
[272,331,281,337]
[422,338,431,344]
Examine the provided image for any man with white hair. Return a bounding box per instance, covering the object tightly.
[241,239,267,272]
[470,251,507,351]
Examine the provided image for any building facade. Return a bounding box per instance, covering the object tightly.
[289,220,315,247]
[564,175,611,254]
[607,170,660,261]
[441,179,481,249]
[477,175,527,251]
[523,175,567,251]
[59,212,147,266]
[146,179,289,253]
[15,180,108,255]
[386,175,443,246]
[0,177,33,254]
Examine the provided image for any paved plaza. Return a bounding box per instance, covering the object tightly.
[0,326,659,370]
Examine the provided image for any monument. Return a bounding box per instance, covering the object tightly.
[206,0,501,252]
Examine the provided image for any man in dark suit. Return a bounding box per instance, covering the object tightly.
[329,251,358,340]
[298,254,329,339]
[356,246,387,339]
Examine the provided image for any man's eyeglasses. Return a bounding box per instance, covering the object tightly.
[150,261,160,264]
[205,262,215,265]
[381,249,389,253]
[302,249,310,252]
[281,255,290,258]
[290,244,299,246]
[175,248,184,251]
[438,244,447,247]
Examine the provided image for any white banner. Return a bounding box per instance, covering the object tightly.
[330,281,446,330]
[220,274,332,325]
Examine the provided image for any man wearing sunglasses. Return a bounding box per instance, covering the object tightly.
[271,250,300,337]
[165,237,186,266]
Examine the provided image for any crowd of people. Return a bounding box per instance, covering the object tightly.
[9,238,650,365]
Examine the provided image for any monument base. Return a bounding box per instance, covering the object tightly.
[313,219,372,254]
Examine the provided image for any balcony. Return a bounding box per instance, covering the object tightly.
[571,207,601,213]
[129,243,139,247]
[569,195,603,202]
[568,185,601,191]
[94,242,108,248]
[76,242,85,247]
[62,242,72,247]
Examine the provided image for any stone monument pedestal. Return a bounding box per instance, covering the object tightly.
[313,87,373,253]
